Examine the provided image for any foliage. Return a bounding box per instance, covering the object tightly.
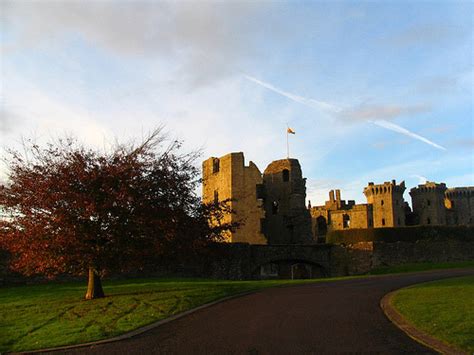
[392,275,474,352]
[0,129,231,281]
[326,225,474,244]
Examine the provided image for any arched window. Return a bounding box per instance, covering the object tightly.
[272,201,279,215]
[282,169,290,182]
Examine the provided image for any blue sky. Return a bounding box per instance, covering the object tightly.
[1,0,473,205]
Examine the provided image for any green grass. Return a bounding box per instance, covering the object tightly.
[369,260,474,275]
[391,275,474,352]
[0,276,353,352]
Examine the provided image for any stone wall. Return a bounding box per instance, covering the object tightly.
[330,240,474,275]
[2,238,473,284]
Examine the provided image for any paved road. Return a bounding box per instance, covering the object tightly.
[52,268,474,355]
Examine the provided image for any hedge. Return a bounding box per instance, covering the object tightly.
[326,225,474,244]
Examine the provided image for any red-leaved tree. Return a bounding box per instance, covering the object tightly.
[0,130,231,299]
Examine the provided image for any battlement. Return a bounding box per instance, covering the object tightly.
[445,187,474,198]
[410,181,447,195]
[364,180,406,196]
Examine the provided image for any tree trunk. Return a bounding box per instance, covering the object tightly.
[85,266,105,299]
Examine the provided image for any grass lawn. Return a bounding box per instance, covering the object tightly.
[0,276,354,352]
[369,260,474,275]
[391,275,474,352]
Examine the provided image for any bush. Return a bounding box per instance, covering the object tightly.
[326,225,474,244]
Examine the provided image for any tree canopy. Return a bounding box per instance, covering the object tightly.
[0,130,231,298]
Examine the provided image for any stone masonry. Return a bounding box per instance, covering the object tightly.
[202,153,312,245]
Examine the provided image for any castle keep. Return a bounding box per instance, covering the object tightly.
[202,153,312,244]
[203,152,474,244]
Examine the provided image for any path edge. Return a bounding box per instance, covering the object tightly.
[16,290,259,354]
[380,289,468,355]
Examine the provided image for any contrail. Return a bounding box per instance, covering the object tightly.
[371,120,447,151]
[244,74,446,151]
[244,75,341,113]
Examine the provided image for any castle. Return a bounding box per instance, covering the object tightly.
[203,152,474,244]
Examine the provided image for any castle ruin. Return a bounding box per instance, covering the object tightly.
[203,152,474,244]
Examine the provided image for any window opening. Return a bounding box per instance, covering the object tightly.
[272,201,279,214]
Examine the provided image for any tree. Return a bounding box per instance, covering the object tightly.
[0,129,230,299]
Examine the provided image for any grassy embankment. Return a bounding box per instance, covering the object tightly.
[391,275,474,352]
[1,260,473,352]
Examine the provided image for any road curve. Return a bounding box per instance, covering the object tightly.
[49,268,474,355]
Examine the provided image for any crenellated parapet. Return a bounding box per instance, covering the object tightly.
[363,180,406,197]
[445,187,474,199]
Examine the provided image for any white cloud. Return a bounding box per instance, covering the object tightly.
[3,1,268,87]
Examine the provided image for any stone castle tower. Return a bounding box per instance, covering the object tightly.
[262,159,313,244]
[363,180,406,227]
[202,152,266,244]
[445,187,474,225]
[202,153,312,244]
[410,182,447,225]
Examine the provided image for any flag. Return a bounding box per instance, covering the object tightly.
[287,127,295,134]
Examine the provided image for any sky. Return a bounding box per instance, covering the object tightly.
[1,0,473,206]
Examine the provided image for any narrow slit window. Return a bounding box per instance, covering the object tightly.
[212,158,220,173]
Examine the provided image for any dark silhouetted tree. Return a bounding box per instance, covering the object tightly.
[0,129,231,299]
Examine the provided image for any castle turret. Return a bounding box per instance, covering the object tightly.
[262,158,313,244]
[410,182,447,225]
[202,152,266,244]
[363,180,406,227]
[444,187,474,225]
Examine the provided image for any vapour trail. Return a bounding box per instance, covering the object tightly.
[371,120,446,151]
[244,74,447,151]
[244,75,341,113]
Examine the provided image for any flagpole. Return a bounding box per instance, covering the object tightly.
[287,129,289,158]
